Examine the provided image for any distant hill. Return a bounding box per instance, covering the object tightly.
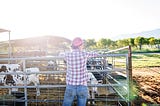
[11,35,71,47]
[0,35,71,57]
[113,29,160,40]
[0,35,71,52]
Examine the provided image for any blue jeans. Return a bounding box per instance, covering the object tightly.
[62,85,88,106]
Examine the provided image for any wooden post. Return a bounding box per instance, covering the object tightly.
[128,45,133,105]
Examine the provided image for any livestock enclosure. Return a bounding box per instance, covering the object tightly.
[0,46,133,106]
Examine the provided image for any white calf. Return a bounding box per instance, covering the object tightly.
[88,72,98,94]
[0,72,5,84]
[87,72,100,105]
[14,67,40,96]
[0,64,20,72]
[0,64,40,96]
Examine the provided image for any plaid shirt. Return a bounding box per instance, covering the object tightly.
[64,49,99,86]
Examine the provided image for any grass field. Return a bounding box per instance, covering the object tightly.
[132,53,160,68]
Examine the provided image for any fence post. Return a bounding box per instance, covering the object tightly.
[128,45,133,105]
[22,59,28,106]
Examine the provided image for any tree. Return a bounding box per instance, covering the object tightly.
[96,38,114,49]
[84,39,97,50]
[134,36,145,50]
[155,38,160,49]
[116,39,129,47]
[96,38,108,49]
[148,37,155,48]
[128,38,135,46]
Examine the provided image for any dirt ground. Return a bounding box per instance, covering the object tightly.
[132,67,160,105]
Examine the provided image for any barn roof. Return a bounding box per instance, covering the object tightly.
[0,28,10,33]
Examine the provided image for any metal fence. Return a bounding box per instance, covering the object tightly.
[0,46,132,106]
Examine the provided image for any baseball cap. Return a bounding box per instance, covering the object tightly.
[71,37,83,47]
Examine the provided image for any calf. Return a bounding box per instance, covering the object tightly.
[0,65,8,84]
[0,64,40,96]
[88,72,99,94]
[14,67,40,96]
[88,72,100,105]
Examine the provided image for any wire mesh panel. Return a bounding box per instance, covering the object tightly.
[0,46,132,106]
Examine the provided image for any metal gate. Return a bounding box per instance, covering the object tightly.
[0,46,132,106]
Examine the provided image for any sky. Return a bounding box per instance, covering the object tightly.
[0,0,160,41]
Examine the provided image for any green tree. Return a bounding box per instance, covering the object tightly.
[128,38,135,46]
[134,36,145,50]
[116,40,122,47]
[148,37,155,48]
[116,39,129,47]
[109,40,117,49]
[144,38,149,45]
[84,39,97,50]
[96,38,108,49]
[154,38,160,49]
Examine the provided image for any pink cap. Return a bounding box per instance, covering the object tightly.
[72,37,83,47]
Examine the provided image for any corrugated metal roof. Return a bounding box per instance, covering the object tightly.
[0,28,10,33]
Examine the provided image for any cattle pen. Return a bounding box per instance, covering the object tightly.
[0,46,133,106]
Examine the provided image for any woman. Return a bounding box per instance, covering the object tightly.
[62,37,99,106]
